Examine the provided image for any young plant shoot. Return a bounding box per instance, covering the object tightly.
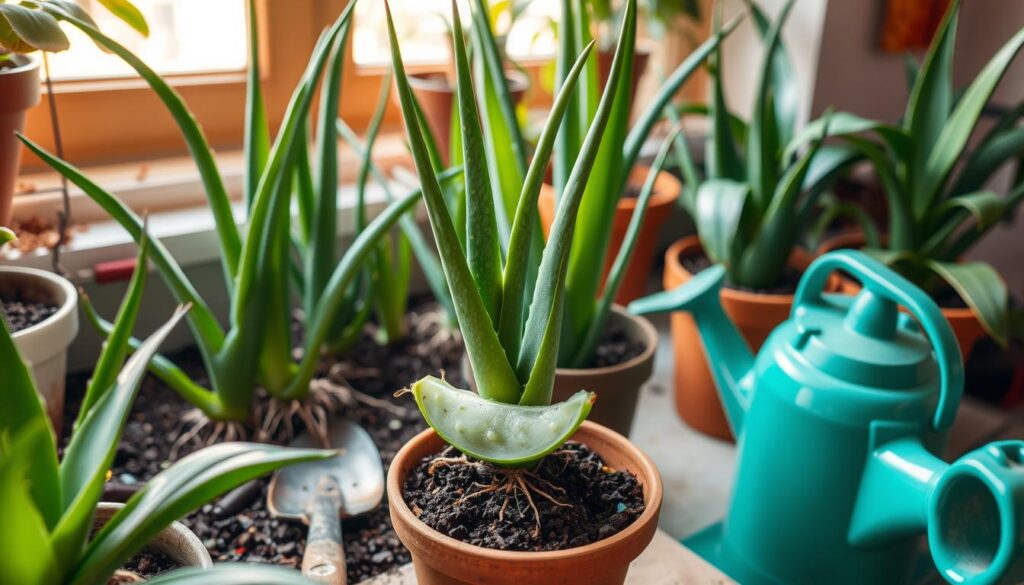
[786,0,1024,344]
[0,237,331,585]
[19,1,430,433]
[387,0,654,467]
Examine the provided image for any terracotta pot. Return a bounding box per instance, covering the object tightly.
[0,55,41,226]
[664,236,818,442]
[462,306,657,437]
[538,166,681,305]
[95,503,212,579]
[406,70,530,164]
[597,42,652,111]
[1,266,78,437]
[817,232,988,361]
[388,421,662,585]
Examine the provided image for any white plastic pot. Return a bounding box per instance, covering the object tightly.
[1,266,78,435]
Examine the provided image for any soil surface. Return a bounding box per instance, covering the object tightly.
[589,322,647,368]
[1,293,58,332]
[116,549,177,582]
[403,443,645,552]
[682,250,803,295]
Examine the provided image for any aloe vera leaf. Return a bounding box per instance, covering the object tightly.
[498,39,595,369]
[410,376,594,466]
[518,252,568,406]
[244,0,269,210]
[44,8,240,286]
[552,0,580,197]
[740,0,797,147]
[571,130,677,368]
[951,127,1024,196]
[918,24,1024,214]
[76,234,149,428]
[52,306,188,570]
[387,3,523,404]
[452,2,503,324]
[694,178,750,267]
[518,0,637,377]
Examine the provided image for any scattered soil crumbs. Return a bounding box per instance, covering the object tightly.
[682,250,803,295]
[113,549,177,582]
[1,293,58,332]
[403,443,645,552]
[3,216,78,255]
[62,300,464,584]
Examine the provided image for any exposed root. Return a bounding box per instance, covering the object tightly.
[408,303,461,356]
[321,372,412,417]
[170,408,249,459]
[327,361,381,381]
[256,380,350,446]
[430,457,571,538]
[106,570,143,584]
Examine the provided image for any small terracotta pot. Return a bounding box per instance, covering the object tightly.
[664,236,818,442]
[406,70,530,164]
[0,55,41,226]
[2,266,78,437]
[388,422,663,585]
[816,232,988,361]
[95,503,212,578]
[462,306,657,436]
[597,43,652,111]
[538,166,681,305]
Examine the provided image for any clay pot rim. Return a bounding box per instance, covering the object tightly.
[597,38,656,57]
[388,420,663,562]
[407,68,531,94]
[1,266,77,338]
[666,236,804,306]
[95,502,213,570]
[617,165,682,211]
[0,53,39,76]
[553,305,657,377]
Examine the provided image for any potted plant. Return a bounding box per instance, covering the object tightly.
[21,1,434,441]
[796,0,1024,359]
[385,2,662,584]
[0,236,332,584]
[629,0,855,441]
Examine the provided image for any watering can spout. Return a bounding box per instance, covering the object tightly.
[629,264,754,436]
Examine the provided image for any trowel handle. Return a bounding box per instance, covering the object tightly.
[302,475,347,585]
[794,250,963,431]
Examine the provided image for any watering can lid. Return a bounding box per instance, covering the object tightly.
[790,292,937,389]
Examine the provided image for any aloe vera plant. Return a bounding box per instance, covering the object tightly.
[659,0,853,292]
[787,0,1024,345]
[0,237,331,585]
[19,0,429,424]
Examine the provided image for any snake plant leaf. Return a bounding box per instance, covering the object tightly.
[740,0,798,148]
[927,260,1009,347]
[937,191,1005,232]
[0,297,62,532]
[452,2,502,323]
[694,178,750,267]
[387,1,523,405]
[919,24,1024,213]
[0,421,60,585]
[410,376,595,466]
[784,111,911,164]
[147,565,318,585]
[52,305,189,571]
[243,0,269,210]
[72,443,333,585]
[0,4,68,52]
[95,0,148,36]
[904,0,957,182]
[76,234,150,426]
[498,38,595,368]
[44,9,239,284]
[903,54,920,92]
[953,127,1024,196]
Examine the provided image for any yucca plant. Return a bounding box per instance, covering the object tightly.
[658,0,852,291]
[0,235,331,585]
[19,0,428,430]
[787,0,1024,345]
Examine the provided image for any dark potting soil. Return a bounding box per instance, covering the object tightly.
[116,548,177,582]
[1,293,58,332]
[681,250,803,295]
[403,443,645,552]
[589,322,647,368]
[62,301,465,584]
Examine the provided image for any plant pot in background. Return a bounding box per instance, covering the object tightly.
[1,266,78,436]
[388,422,662,585]
[597,42,652,110]
[663,236,818,442]
[539,166,681,305]
[0,55,41,226]
[817,231,988,361]
[463,306,657,437]
[95,503,212,578]
[406,70,530,164]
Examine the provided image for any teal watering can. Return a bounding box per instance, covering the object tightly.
[629,250,1024,585]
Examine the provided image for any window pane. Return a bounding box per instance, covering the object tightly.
[46,0,247,81]
[353,0,559,68]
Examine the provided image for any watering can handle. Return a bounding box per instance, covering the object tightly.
[793,250,964,431]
